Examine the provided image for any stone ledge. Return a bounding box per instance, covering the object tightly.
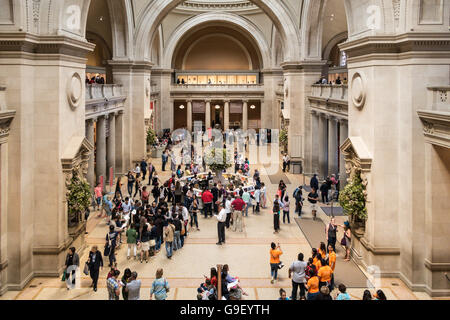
[424,259,450,272]
[417,110,450,148]
[360,237,401,255]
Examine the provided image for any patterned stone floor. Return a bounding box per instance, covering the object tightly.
[0,146,443,300]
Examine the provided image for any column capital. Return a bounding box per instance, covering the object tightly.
[186,99,193,103]
[242,99,249,103]
[87,117,98,123]
[223,99,231,103]
[205,98,212,103]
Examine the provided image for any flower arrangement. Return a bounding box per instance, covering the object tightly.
[339,169,367,220]
[279,128,288,151]
[204,148,232,173]
[67,172,91,227]
[146,127,157,146]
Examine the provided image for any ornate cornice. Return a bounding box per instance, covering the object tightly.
[0,33,95,59]
[174,0,260,13]
[340,33,450,61]
[417,110,450,148]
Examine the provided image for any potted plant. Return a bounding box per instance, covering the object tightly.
[279,128,288,153]
[204,148,232,184]
[146,127,158,158]
[338,169,367,237]
[67,172,91,228]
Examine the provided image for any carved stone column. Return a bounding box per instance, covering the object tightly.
[224,99,230,130]
[107,113,116,183]
[310,110,320,174]
[96,116,107,188]
[242,99,248,131]
[339,119,348,186]
[328,116,339,176]
[318,113,328,179]
[115,111,124,175]
[205,99,211,129]
[86,118,96,188]
[187,100,192,132]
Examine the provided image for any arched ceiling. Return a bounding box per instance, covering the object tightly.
[172,25,263,70]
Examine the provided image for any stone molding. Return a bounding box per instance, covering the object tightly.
[359,237,401,255]
[0,259,8,271]
[339,33,450,61]
[0,109,16,144]
[281,60,327,73]
[417,110,450,148]
[108,60,154,73]
[424,259,450,272]
[174,0,260,13]
[0,33,95,59]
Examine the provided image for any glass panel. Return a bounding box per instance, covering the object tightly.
[197,75,207,84]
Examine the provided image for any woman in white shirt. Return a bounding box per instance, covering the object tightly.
[282,195,291,224]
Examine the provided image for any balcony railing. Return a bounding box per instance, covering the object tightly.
[310,84,348,103]
[85,84,124,101]
[170,83,264,93]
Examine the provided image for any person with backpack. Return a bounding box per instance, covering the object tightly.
[273,194,284,234]
[293,186,303,217]
[308,188,319,221]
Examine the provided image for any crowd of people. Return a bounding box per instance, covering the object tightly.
[61,130,384,301]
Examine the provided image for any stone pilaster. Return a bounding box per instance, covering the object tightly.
[187,100,192,132]
[107,113,116,183]
[115,111,124,175]
[242,99,248,131]
[339,119,348,186]
[96,116,107,187]
[205,99,211,129]
[224,99,230,130]
[327,116,339,176]
[318,113,328,179]
[86,118,96,188]
[310,110,320,174]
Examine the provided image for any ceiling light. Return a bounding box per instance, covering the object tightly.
[179,105,185,110]
[250,105,256,109]
[215,105,221,110]
[98,16,104,22]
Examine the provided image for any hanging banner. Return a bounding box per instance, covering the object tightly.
[109,167,114,188]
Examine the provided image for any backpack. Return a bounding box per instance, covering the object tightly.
[273,200,280,213]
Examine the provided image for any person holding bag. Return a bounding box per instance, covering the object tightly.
[270,242,283,284]
[87,245,103,292]
[150,268,170,300]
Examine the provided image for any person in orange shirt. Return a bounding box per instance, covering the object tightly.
[318,259,333,291]
[327,244,337,290]
[270,242,283,284]
[318,242,327,259]
[313,253,323,271]
[305,266,319,300]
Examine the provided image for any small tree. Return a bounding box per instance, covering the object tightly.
[67,172,91,227]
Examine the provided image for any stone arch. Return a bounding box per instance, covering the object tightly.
[134,0,301,63]
[45,0,133,58]
[162,12,271,69]
[301,0,399,60]
[322,31,348,61]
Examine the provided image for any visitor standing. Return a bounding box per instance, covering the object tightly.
[150,268,170,300]
[282,195,290,224]
[125,272,141,300]
[215,203,227,245]
[326,218,338,253]
[231,195,246,233]
[64,247,79,290]
[308,188,319,221]
[164,219,175,259]
[270,242,283,284]
[289,253,307,300]
[273,194,283,234]
[107,269,121,300]
[87,245,103,292]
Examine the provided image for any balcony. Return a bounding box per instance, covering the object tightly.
[309,84,348,104]
[85,84,126,119]
[308,84,349,119]
[170,84,265,100]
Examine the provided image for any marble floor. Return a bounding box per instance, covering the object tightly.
[0,148,442,301]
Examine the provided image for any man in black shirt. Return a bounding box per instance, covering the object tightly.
[308,188,319,221]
